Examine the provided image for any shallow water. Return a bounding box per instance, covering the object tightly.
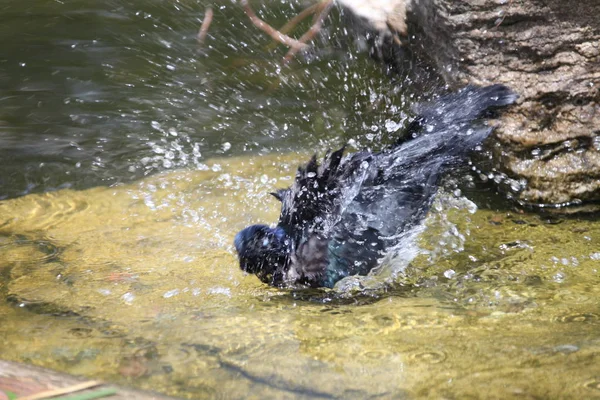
[1,154,600,399]
[2,1,600,399]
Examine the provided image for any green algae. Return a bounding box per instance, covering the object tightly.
[1,152,600,399]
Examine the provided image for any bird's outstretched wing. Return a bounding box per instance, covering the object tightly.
[273,147,347,239]
[269,147,378,287]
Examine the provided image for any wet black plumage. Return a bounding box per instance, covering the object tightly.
[235,85,517,288]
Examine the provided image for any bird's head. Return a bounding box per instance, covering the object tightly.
[234,224,291,285]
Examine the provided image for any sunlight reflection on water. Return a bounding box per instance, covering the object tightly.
[0,153,600,398]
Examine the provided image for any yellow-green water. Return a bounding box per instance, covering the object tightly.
[1,153,600,399]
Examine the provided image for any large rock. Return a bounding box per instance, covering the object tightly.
[408,0,600,209]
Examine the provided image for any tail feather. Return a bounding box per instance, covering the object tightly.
[413,84,518,129]
[391,84,517,164]
[356,84,517,238]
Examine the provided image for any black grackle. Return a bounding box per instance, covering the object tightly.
[235,85,517,288]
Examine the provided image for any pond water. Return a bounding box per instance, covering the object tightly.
[1,1,600,399]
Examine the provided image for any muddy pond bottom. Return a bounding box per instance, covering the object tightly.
[1,153,600,399]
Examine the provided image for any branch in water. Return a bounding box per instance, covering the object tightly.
[241,0,309,50]
[197,7,214,44]
[283,0,333,64]
[277,2,321,36]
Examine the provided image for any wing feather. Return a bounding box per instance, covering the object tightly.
[276,146,347,241]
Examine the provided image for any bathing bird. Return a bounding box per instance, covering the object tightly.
[235,84,517,288]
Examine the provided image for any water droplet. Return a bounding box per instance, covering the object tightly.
[552,272,566,282]
[121,292,135,305]
[443,269,456,279]
[163,289,180,298]
[208,287,231,297]
[385,120,399,132]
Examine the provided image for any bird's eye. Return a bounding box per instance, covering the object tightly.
[262,237,270,247]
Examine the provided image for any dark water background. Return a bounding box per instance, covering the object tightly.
[0,0,440,200]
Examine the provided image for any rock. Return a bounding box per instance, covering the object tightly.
[407,0,600,210]
[0,360,175,400]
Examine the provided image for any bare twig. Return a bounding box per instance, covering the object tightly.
[265,1,328,51]
[278,2,322,36]
[241,0,308,50]
[283,0,333,64]
[20,381,103,400]
[197,7,214,44]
